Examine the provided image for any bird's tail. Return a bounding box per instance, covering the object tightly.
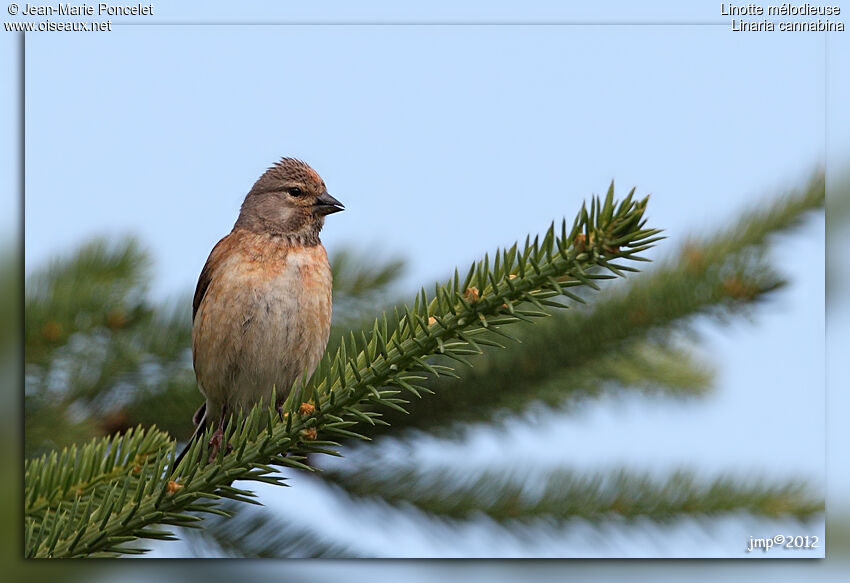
[173,402,208,471]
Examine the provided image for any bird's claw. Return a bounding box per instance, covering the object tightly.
[207,427,232,462]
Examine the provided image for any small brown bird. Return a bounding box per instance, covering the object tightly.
[178,157,343,464]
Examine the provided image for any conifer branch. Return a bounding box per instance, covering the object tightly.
[26,237,151,366]
[24,184,661,558]
[182,500,362,558]
[323,464,823,523]
[353,172,824,435]
[25,239,195,455]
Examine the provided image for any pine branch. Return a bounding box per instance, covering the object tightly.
[356,172,824,435]
[24,184,660,557]
[183,501,361,558]
[24,426,175,521]
[26,237,151,366]
[24,238,198,455]
[26,293,195,455]
[330,247,406,300]
[322,463,823,523]
[526,340,714,406]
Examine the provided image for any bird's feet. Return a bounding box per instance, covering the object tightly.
[207,426,232,462]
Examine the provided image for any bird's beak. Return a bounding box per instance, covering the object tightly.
[314,192,345,216]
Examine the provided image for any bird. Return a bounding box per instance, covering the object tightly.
[176,157,343,466]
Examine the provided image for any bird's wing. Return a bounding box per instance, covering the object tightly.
[193,232,238,322]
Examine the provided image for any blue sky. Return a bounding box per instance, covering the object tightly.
[22,23,826,294]
[7,0,848,560]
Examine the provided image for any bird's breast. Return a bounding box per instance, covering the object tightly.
[254,245,333,339]
[192,233,332,410]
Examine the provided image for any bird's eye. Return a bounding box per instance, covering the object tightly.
[288,187,303,197]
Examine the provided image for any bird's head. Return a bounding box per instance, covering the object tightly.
[234,157,344,243]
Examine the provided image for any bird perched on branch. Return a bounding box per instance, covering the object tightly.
[176,157,344,465]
